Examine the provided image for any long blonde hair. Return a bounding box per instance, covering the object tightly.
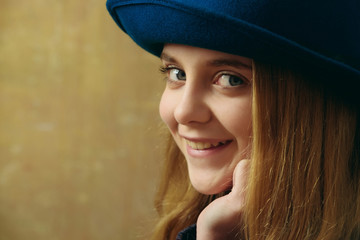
[151,61,360,239]
[247,62,360,239]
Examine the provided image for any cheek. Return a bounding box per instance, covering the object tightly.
[159,91,176,129]
[222,99,252,140]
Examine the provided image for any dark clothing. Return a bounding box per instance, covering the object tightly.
[176,224,196,240]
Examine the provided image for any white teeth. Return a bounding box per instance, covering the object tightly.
[185,140,229,150]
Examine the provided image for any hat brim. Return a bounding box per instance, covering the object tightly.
[107,0,360,80]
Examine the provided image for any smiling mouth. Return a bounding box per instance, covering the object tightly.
[185,139,232,150]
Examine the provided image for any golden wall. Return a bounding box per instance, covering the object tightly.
[0,0,164,239]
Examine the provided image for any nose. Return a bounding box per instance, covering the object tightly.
[174,84,212,125]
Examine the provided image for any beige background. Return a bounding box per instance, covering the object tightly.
[0,0,164,239]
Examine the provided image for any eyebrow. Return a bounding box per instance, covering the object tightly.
[160,52,177,63]
[160,52,251,69]
[208,59,252,69]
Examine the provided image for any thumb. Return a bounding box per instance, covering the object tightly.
[196,160,251,240]
[229,159,250,201]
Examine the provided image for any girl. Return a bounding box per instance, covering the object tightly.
[106,0,360,239]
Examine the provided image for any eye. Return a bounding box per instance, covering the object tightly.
[159,66,187,88]
[160,66,186,82]
[168,68,186,81]
[216,74,246,87]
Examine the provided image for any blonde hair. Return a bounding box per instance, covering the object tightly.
[151,61,360,239]
[246,62,360,239]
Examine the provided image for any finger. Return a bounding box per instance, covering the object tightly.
[231,159,250,197]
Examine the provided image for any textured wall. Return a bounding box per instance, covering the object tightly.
[0,0,164,239]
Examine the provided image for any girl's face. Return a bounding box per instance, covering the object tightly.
[159,44,252,195]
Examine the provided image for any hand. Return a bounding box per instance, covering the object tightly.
[196,159,250,240]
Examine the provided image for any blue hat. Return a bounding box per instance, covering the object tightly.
[106,0,360,80]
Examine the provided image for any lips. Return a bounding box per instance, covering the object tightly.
[185,139,232,150]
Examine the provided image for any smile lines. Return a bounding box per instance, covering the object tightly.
[185,139,232,150]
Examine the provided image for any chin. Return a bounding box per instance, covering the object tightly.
[189,171,233,195]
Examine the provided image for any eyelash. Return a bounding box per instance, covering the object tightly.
[159,66,173,75]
